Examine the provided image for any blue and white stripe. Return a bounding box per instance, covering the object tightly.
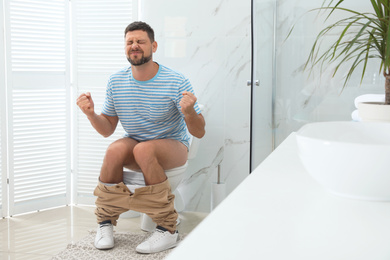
[102,64,201,148]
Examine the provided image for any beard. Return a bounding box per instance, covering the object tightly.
[127,52,153,66]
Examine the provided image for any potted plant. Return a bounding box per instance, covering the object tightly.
[291,0,390,121]
[290,0,390,201]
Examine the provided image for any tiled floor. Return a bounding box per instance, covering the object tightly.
[0,206,208,259]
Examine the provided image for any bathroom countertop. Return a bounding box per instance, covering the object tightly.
[166,133,390,260]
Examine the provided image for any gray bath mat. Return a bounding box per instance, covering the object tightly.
[51,231,186,260]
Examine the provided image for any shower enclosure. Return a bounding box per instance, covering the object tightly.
[250,0,384,171]
[250,0,275,171]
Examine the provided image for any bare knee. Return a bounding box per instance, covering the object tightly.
[133,142,156,168]
[100,141,132,181]
[104,142,129,166]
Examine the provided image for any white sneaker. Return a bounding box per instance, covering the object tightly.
[94,222,114,250]
[136,227,179,254]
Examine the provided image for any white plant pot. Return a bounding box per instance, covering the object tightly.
[296,121,390,201]
[358,102,390,122]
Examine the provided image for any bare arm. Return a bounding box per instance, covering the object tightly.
[76,92,118,137]
[180,91,206,138]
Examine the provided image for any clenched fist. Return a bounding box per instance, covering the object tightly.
[180,91,198,117]
[76,92,95,117]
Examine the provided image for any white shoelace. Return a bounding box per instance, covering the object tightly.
[99,223,112,237]
[147,229,167,244]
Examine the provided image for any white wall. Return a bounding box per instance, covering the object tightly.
[138,0,252,212]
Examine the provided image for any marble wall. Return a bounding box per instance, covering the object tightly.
[136,0,382,213]
[138,0,252,212]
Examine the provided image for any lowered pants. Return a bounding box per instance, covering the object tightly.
[94,179,177,233]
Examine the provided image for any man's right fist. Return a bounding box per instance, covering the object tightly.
[76,92,95,117]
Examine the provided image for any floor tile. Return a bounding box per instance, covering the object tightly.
[0,251,52,260]
[0,205,208,258]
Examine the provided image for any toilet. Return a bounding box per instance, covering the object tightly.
[120,115,202,232]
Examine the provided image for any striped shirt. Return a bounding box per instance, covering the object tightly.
[102,64,201,149]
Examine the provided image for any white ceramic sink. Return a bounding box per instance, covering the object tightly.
[296,121,390,201]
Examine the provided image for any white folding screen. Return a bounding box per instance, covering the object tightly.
[72,0,134,205]
[0,0,135,217]
[0,0,7,218]
[4,0,71,215]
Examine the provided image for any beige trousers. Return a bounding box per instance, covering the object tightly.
[94,179,177,233]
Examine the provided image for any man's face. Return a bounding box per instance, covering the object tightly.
[125,30,157,66]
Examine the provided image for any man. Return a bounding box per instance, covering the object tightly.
[76,21,205,254]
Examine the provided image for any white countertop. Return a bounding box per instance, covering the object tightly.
[166,133,390,260]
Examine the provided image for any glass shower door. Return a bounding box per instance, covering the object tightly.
[250,0,275,171]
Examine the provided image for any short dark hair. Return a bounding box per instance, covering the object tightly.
[124,21,155,42]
